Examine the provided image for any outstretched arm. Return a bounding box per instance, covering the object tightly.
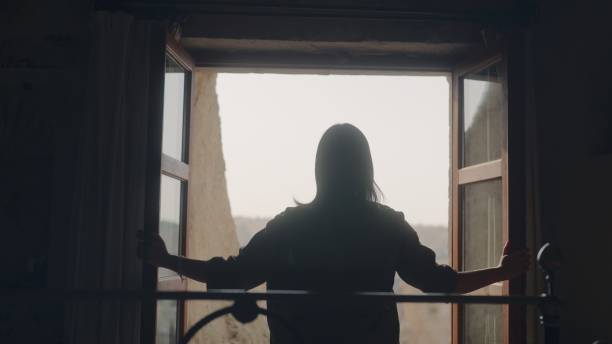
[454,242,530,294]
[395,214,529,294]
[137,222,279,290]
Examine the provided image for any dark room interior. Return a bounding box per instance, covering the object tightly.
[1,1,611,343]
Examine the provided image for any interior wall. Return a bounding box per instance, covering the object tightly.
[1,1,91,342]
[532,1,612,342]
[185,70,269,343]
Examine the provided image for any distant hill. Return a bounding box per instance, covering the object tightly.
[233,216,270,246]
[410,224,448,264]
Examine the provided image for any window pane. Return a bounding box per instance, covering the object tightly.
[463,304,503,344]
[159,175,182,279]
[461,179,503,270]
[156,300,178,344]
[163,57,186,160]
[461,179,503,343]
[461,62,503,167]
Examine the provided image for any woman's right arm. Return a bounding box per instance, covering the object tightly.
[137,231,212,283]
[137,216,283,289]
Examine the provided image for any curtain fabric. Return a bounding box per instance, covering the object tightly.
[67,12,165,344]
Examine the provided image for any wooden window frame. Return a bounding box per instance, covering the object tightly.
[154,35,196,343]
[451,52,506,344]
[451,35,527,344]
[142,30,526,344]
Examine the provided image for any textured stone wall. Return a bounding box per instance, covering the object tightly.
[185,70,270,343]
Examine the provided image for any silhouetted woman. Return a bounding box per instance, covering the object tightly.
[139,123,529,344]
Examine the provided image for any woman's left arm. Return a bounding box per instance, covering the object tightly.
[454,242,530,294]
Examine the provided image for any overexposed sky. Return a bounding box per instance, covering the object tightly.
[217,73,450,226]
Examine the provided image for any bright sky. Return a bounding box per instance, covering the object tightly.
[216,73,450,226]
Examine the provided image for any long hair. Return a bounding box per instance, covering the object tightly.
[312,123,382,204]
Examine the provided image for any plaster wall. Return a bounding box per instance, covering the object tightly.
[185,70,270,343]
[532,1,612,342]
[1,1,90,342]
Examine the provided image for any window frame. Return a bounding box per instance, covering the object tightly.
[154,35,196,343]
[451,36,527,344]
[142,31,528,344]
[451,52,508,344]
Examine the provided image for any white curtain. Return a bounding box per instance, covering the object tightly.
[67,12,165,344]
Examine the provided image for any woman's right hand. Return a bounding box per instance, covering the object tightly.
[137,230,170,267]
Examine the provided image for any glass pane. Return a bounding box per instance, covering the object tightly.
[461,179,503,270]
[159,175,182,279]
[461,62,504,167]
[463,304,503,344]
[461,179,503,344]
[156,300,178,344]
[162,57,186,160]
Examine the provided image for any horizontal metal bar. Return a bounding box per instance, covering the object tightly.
[0,288,549,305]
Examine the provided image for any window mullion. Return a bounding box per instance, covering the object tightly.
[457,159,502,185]
[161,153,190,181]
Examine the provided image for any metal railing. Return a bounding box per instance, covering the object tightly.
[0,243,564,344]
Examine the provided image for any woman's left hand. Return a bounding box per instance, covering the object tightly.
[498,241,531,279]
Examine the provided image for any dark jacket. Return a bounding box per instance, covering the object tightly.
[207,201,457,344]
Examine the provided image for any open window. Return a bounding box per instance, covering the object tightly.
[451,40,527,344]
[155,37,194,344]
[143,25,527,343]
